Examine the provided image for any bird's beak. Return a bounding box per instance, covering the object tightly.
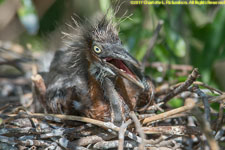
[102,48,145,89]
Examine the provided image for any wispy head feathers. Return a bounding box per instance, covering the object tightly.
[62,3,130,73]
[63,15,119,48]
[62,2,130,47]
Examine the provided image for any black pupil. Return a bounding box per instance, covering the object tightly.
[96,48,99,51]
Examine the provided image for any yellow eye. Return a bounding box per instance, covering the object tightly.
[94,46,102,54]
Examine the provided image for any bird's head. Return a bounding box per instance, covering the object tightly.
[66,15,145,89]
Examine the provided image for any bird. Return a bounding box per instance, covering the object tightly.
[44,14,152,125]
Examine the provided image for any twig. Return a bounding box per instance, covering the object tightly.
[18,139,53,147]
[134,146,173,150]
[0,104,10,112]
[142,126,201,135]
[161,68,200,103]
[214,97,225,131]
[94,140,137,149]
[142,20,164,66]
[192,108,220,150]
[0,135,16,145]
[31,74,47,108]
[140,112,190,121]
[7,113,144,143]
[0,77,30,85]
[118,119,132,150]
[0,135,57,148]
[155,83,170,96]
[146,102,164,112]
[146,62,193,72]
[0,96,20,104]
[155,80,223,98]
[53,137,89,150]
[143,98,195,124]
[143,94,225,124]
[129,111,146,150]
[74,135,103,146]
[215,129,224,141]
[40,128,66,139]
[145,136,166,145]
[138,114,155,120]
[0,127,38,135]
[193,81,223,95]
[152,102,164,112]
[192,86,211,122]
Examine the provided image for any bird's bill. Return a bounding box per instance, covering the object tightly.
[105,62,144,89]
[101,50,145,89]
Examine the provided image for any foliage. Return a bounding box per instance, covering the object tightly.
[17,0,39,34]
[0,0,4,4]
[2,0,224,89]
[119,5,225,89]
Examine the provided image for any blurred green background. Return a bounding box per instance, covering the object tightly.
[0,0,225,91]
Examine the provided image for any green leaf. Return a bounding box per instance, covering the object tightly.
[17,0,39,34]
[210,103,220,111]
[177,76,188,82]
[166,28,186,58]
[175,38,186,57]
[0,0,5,4]
[136,44,148,61]
[189,6,211,27]
[154,45,169,63]
[99,0,110,14]
[201,8,225,70]
[168,98,183,108]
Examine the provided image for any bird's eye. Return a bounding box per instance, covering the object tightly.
[93,46,102,54]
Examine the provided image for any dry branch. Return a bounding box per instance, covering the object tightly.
[1,53,225,150]
[192,108,220,150]
[142,20,164,65]
[129,111,145,150]
[142,126,201,135]
[161,68,200,103]
[143,94,225,124]
[6,113,144,144]
[118,119,132,150]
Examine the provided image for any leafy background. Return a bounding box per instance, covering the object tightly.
[0,0,225,94]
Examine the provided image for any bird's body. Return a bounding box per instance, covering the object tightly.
[44,15,152,125]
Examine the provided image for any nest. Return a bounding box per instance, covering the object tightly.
[0,42,224,150]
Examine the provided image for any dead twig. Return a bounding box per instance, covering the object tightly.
[143,98,196,124]
[74,135,103,146]
[129,111,146,150]
[145,102,164,112]
[146,62,193,72]
[214,98,225,131]
[118,119,132,150]
[192,108,220,150]
[142,126,201,136]
[193,81,223,95]
[192,85,211,122]
[142,20,164,66]
[143,94,225,124]
[161,68,200,103]
[94,140,137,149]
[31,74,47,108]
[7,113,144,144]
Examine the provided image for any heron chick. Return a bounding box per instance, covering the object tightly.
[44,14,152,125]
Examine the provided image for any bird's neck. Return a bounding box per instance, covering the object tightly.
[66,46,89,76]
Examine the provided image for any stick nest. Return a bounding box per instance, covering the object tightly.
[0,42,224,150]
